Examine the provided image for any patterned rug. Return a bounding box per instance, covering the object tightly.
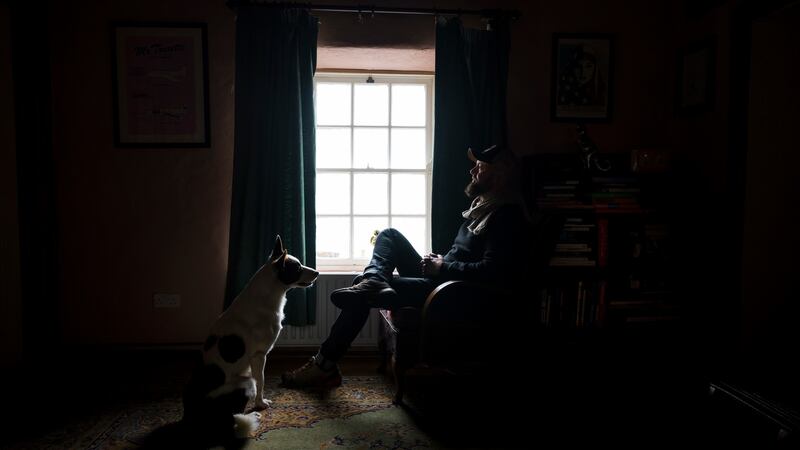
[252,375,396,436]
[6,376,442,449]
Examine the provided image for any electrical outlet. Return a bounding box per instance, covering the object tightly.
[153,293,181,308]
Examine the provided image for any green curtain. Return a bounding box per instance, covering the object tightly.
[431,17,510,253]
[225,6,318,325]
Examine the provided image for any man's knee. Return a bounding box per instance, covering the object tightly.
[379,228,402,240]
[372,228,404,250]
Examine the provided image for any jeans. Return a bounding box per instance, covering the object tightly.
[319,228,441,362]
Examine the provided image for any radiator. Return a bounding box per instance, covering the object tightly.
[276,273,381,348]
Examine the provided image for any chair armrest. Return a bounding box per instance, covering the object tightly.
[419,280,513,366]
[378,306,422,334]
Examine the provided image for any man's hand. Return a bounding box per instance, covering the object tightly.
[421,253,444,277]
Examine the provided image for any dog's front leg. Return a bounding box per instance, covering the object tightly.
[250,352,271,409]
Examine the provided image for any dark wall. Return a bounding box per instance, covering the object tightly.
[49,0,236,344]
[739,1,800,401]
[4,0,719,347]
[0,1,23,366]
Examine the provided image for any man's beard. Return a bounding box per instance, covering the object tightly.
[464,180,488,199]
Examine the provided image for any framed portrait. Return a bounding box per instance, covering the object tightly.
[112,23,210,147]
[551,33,614,122]
[676,38,715,114]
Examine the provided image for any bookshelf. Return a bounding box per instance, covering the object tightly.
[530,154,678,331]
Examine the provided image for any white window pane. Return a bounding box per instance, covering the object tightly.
[316,217,350,259]
[353,84,388,126]
[316,173,350,215]
[316,128,351,169]
[353,127,388,169]
[390,128,426,169]
[391,217,426,256]
[316,83,351,126]
[353,217,388,260]
[391,84,426,126]
[391,173,426,215]
[353,173,388,214]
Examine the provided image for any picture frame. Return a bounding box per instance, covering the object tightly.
[112,22,210,147]
[551,33,614,122]
[676,38,716,114]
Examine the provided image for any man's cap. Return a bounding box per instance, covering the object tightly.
[467,144,504,163]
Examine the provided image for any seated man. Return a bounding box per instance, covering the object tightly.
[281,144,529,388]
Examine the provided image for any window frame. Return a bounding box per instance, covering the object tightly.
[314,72,435,272]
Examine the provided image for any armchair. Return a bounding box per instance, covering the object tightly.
[377,213,563,404]
[378,280,531,404]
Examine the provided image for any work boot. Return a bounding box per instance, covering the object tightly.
[280,357,342,389]
[330,278,397,308]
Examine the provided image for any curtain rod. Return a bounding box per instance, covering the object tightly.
[226,1,521,19]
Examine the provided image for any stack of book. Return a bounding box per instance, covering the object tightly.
[538,280,602,328]
[590,175,642,213]
[535,177,590,210]
[549,216,596,267]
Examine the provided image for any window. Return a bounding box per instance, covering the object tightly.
[314,73,434,270]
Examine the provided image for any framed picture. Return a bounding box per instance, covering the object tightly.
[676,38,715,114]
[551,33,614,122]
[112,23,210,147]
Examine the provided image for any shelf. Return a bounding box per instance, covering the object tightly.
[533,160,674,332]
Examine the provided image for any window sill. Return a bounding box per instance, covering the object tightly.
[317,268,362,275]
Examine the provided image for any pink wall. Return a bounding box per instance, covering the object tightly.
[667,2,733,194]
[315,0,680,158]
[0,3,23,364]
[48,0,685,345]
[741,3,800,358]
[50,0,235,344]
[510,0,677,157]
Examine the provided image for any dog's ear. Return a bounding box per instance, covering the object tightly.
[269,235,285,263]
[271,249,287,269]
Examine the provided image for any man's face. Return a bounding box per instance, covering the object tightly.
[465,161,493,198]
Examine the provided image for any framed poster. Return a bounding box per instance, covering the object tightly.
[551,33,614,122]
[676,38,716,115]
[112,23,210,147]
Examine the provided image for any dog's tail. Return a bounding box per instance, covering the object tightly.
[233,413,259,438]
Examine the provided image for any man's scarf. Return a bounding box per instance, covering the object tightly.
[462,194,522,234]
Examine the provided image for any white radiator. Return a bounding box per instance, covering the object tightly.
[276,273,381,348]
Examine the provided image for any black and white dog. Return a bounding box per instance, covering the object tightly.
[175,235,318,447]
